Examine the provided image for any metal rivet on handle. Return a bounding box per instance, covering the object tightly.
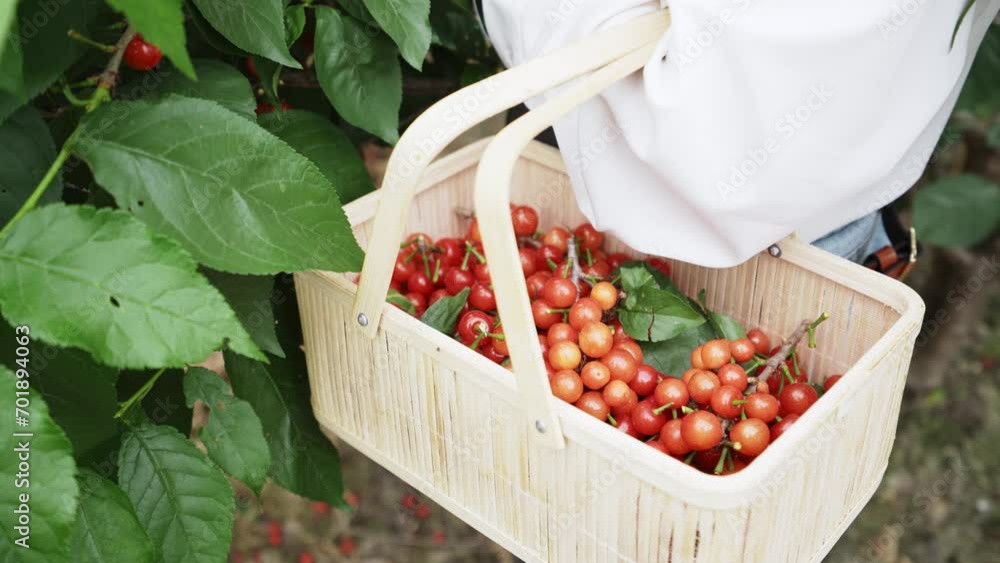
[768,244,782,258]
[357,313,369,327]
[535,420,547,434]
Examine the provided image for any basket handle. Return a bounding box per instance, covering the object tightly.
[473,36,669,448]
[352,10,671,339]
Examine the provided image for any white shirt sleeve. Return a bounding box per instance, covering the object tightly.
[482,0,1000,267]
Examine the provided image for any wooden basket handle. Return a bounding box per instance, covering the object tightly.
[352,10,670,448]
[473,35,669,448]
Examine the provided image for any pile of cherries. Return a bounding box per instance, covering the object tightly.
[390,204,841,475]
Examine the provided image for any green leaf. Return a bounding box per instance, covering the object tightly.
[0,19,23,98]
[361,0,431,69]
[314,7,401,143]
[106,0,196,79]
[616,262,703,342]
[147,59,255,119]
[0,365,78,563]
[117,423,235,563]
[224,350,346,507]
[695,289,746,341]
[912,174,1000,247]
[640,323,715,377]
[0,0,99,124]
[0,106,63,224]
[190,0,300,68]
[74,96,364,274]
[955,25,1000,119]
[70,469,155,563]
[258,109,375,203]
[204,270,284,357]
[619,284,706,342]
[0,204,263,369]
[183,367,271,493]
[0,0,16,62]
[252,56,282,103]
[337,0,376,25]
[987,120,1000,149]
[386,289,415,314]
[421,287,469,334]
[285,4,306,46]
[430,0,492,59]
[0,320,120,459]
[187,0,246,56]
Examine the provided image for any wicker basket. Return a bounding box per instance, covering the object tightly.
[295,10,925,563]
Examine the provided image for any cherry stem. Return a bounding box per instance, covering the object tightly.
[607,414,618,427]
[431,259,441,283]
[465,242,485,264]
[807,312,828,348]
[468,333,486,350]
[486,333,505,340]
[754,314,827,386]
[652,402,674,415]
[2,26,134,238]
[546,258,558,271]
[518,235,541,248]
[114,367,167,420]
[781,364,794,384]
[714,447,730,475]
[775,415,783,422]
[681,405,695,415]
[546,307,570,314]
[791,350,801,376]
[732,399,746,406]
[67,29,117,52]
[461,246,472,270]
[684,452,696,465]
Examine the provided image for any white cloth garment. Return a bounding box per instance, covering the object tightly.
[482,0,1000,267]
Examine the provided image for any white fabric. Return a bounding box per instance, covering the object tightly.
[482,0,1000,267]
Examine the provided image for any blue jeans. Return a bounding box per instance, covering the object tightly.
[812,212,890,264]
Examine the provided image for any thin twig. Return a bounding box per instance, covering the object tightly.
[566,236,584,288]
[756,320,810,384]
[90,25,136,106]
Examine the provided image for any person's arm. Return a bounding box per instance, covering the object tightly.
[481,0,1000,267]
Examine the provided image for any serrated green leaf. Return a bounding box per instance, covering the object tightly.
[912,174,1000,247]
[204,270,284,357]
[0,106,63,224]
[258,109,375,203]
[183,367,271,493]
[74,96,364,274]
[186,0,245,56]
[337,0,376,25]
[361,0,431,70]
[106,0,195,79]
[251,56,282,103]
[1,320,120,459]
[190,0,300,68]
[421,287,469,334]
[619,284,705,342]
[117,423,234,563]
[0,0,99,124]
[640,323,715,377]
[147,59,255,119]
[224,350,346,507]
[70,469,154,563]
[0,0,16,62]
[386,289,415,314]
[0,204,264,369]
[695,288,746,341]
[0,365,78,563]
[314,7,401,143]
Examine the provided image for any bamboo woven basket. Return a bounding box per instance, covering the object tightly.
[295,10,925,563]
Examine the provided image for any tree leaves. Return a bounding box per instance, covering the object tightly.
[190,0,300,68]
[314,7,401,144]
[224,350,346,508]
[148,59,255,119]
[0,365,78,563]
[617,262,704,342]
[913,174,1000,247]
[0,204,263,369]
[183,367,271,493]
[258,109,375,203]
[361,0,431,70]
[74,96,364,274]
[204,270,284,357]
[0,0,16,63]
[0,106,63,224]
[106,0,196,79]
[70,469,154,563]
[640,323,715,377]
[117,423,234,563]
[0,321,120,459]
[421,287,469,334]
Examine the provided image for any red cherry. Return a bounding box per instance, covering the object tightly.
[778,383,818,416]
[392,252,417,283]
[298,552,315,563]
[680,411,723,451]
[770,413,800,441]
[338,537,357,556]
[123,34,162,71]
[614,415,643,439]
[428,288,450,306]
[457,310,492,344]
[431,531,447,545]
[525,271,551,299]
[687,370,720,405]
[542,227,571,253]
[443,267,474,295]
[659,418,692,456]
[537,244,565,269]
[401,494,420,510]
[542,277,578,309]
[568,298,602,330]
[709,385,743,419]
[607,252,630,269]
[407,270,434,296]
[415,504,431,519]
[717,363,748,392]
[518,247,538,276]
[629,364,660,397]
[531,299,562,329]
[436,238,464,267]
[653,378,689,410]
[645,257,671,277]
[747,328,771,355]
[342,490,360,508]
[744,392,779,423]
[267,521,283,546]
[647,440,670,454]
[574,223,604,251]
[574,391,610,420]
[630,399,667,436]
[468,283,497,312]
[602,349,638,384]
[824,374,843,391]
[731,338,756,363]
[403,292,426,316]
[473,261,491,282]
[511,205,539,236]
[730,419,770,457]
[310,500,331,515]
